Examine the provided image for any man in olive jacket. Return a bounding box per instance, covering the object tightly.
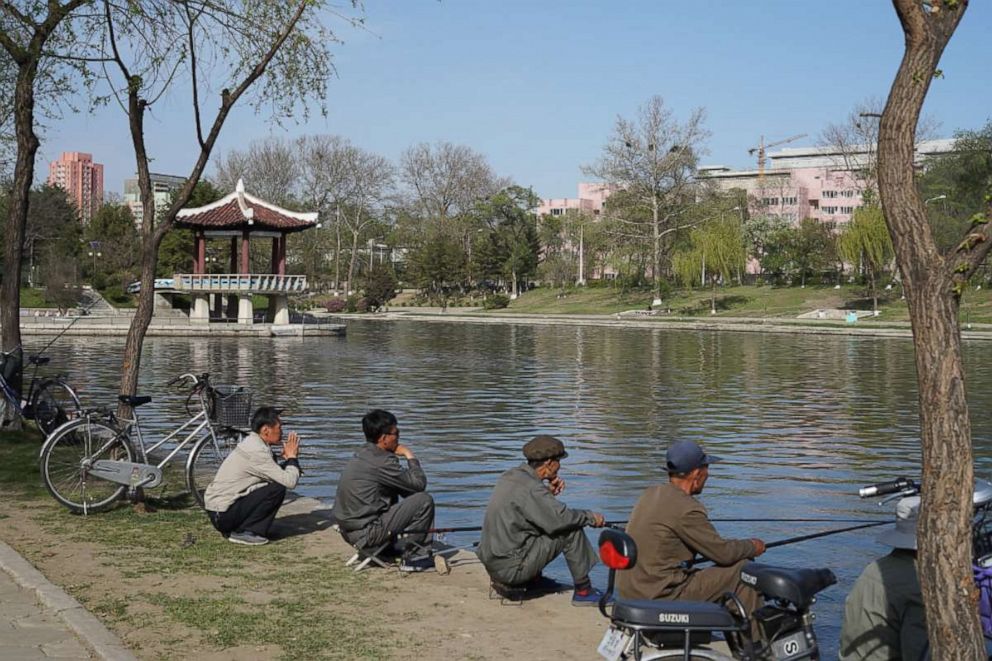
[478,435,606,606]
[618,440,765,617]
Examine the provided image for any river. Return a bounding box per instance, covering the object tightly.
[36,319,992,655]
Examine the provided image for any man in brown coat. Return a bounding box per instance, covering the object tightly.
[617,440,765,618]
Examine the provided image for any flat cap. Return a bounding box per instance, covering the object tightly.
[523,435,569,462]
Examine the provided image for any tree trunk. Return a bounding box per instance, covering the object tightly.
[877,2,982,657]
[333,221,342,291]
[0,62,41,402]
[346,228,359,296]
[652,194,661,302]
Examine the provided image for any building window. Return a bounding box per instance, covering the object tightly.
[550,208,563,216]
[781,197,797,205]
[840,206,854,214]
[841,190,856,198]
[823,206,838,214]
[762,197,779,206]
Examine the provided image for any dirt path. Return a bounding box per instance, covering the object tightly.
[0,492,608,660]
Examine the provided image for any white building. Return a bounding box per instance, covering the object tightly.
[123,173,186,225]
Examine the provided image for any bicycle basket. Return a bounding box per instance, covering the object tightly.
[209,385,253,430]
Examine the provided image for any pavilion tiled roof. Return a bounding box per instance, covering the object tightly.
[176,179,317,233]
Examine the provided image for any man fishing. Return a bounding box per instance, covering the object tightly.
[478,435,607,606]
[617,439,765,618]
[332,409,435,570]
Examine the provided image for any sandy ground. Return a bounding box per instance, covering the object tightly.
[0,493,612,660]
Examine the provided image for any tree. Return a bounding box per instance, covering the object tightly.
[788,218,836,288]
[918,122,992,254]
[837,206,892,313]
[0,0,90,400]
[85,203,138,293]
[474,187,540,298]
[88,0,351,417]
[584,95,709,304]
[21,185,81,288]
[214,137,301,209]
[361,264,397,312]
[407,226,464,309]
[877,1,984,656]
[672,215,745,314]
[399,142,504,222]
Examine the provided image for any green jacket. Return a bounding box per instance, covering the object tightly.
[839,549,928,661]
[478,464,595,576]
[617,483,755,600]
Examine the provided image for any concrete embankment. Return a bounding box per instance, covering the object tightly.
[14,316,345,338]
[331,308,992,341]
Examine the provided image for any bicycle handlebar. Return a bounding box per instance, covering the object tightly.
[859,478,917,498]
[167,373,209,388]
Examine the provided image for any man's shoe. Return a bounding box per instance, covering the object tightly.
[571,587,609,607]
[228,531,269,546]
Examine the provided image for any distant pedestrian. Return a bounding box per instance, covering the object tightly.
[203,406,301,546]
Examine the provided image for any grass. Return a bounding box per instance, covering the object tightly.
[0,428,391,660]
[495,282,992,324]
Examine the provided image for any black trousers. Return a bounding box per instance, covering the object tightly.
[208,483,287,537]
[342,492,435,551]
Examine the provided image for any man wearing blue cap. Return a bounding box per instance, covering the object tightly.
[617,440,765,617]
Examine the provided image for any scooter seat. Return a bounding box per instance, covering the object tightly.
[741,563,836,608]
[118,395,152,407]
[611,597,739,630]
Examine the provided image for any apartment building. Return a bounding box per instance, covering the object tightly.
[123,172,187,225]
[537,182,618,218]
[47,152,104,223]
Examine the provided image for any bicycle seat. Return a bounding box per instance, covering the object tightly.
[741,563,836,608]
[611,598,739,630]
[118,395,152,407]
[28,355,50,366]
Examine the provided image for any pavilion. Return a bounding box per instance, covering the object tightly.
[173,179,317,325]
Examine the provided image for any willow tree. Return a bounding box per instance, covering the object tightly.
[88,0,353,408]
[877,0,985,656]
[673,215,745,315]
[837,206,893,314]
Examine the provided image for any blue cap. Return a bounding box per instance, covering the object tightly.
[666,440,721,474]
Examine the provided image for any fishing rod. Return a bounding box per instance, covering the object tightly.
[33,299,100,356]
[605,517,888,527]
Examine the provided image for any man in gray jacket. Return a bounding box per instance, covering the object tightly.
[478,435,606,606]
[204,406,301,546]
[333,410,435,558]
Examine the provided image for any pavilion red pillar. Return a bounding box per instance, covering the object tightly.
[196,233,206,274]
[240,231,250,274]
[229,237,238,273]
[270,236,280,275]
[278,236,287,276]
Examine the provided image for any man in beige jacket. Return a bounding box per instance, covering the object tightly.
[204,406,301,545]
[618,440,764,617]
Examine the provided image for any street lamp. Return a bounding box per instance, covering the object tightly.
[87,250,102,276]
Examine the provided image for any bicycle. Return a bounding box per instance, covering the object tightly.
[38,373,251,514]
[0,345,82,436]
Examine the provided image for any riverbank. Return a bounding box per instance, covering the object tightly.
[15,316,346,338]
[333,307,992,341]
[0,431,611,660]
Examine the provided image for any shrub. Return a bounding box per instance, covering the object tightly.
[361,265,399,312]
[356,297,370,313]
[483,294,510,310]
[344,296,358,313]
[324,299,346,313]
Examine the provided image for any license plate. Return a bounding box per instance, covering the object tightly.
[770,630,810,658]
[597,626,630,661]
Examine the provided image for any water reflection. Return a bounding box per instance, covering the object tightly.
[32,321,992,654]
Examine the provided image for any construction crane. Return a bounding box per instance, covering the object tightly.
[748,133,807,181]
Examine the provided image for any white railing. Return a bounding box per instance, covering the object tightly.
[173,273,308,294]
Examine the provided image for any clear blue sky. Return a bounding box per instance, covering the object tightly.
[43,0,992,201]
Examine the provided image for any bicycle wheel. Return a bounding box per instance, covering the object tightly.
[41,419,133,514]
[32,380,83,437]
[186,430,242,508]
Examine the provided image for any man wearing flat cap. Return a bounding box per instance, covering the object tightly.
[618,440,765,618]
[478,435,607,606]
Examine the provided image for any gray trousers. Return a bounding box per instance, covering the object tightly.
[490,528,597,587]
[343,492,435,551]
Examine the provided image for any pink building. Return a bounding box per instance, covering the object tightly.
[537,182,617,218]
[699,139,955,225]
[48,152,104,223]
